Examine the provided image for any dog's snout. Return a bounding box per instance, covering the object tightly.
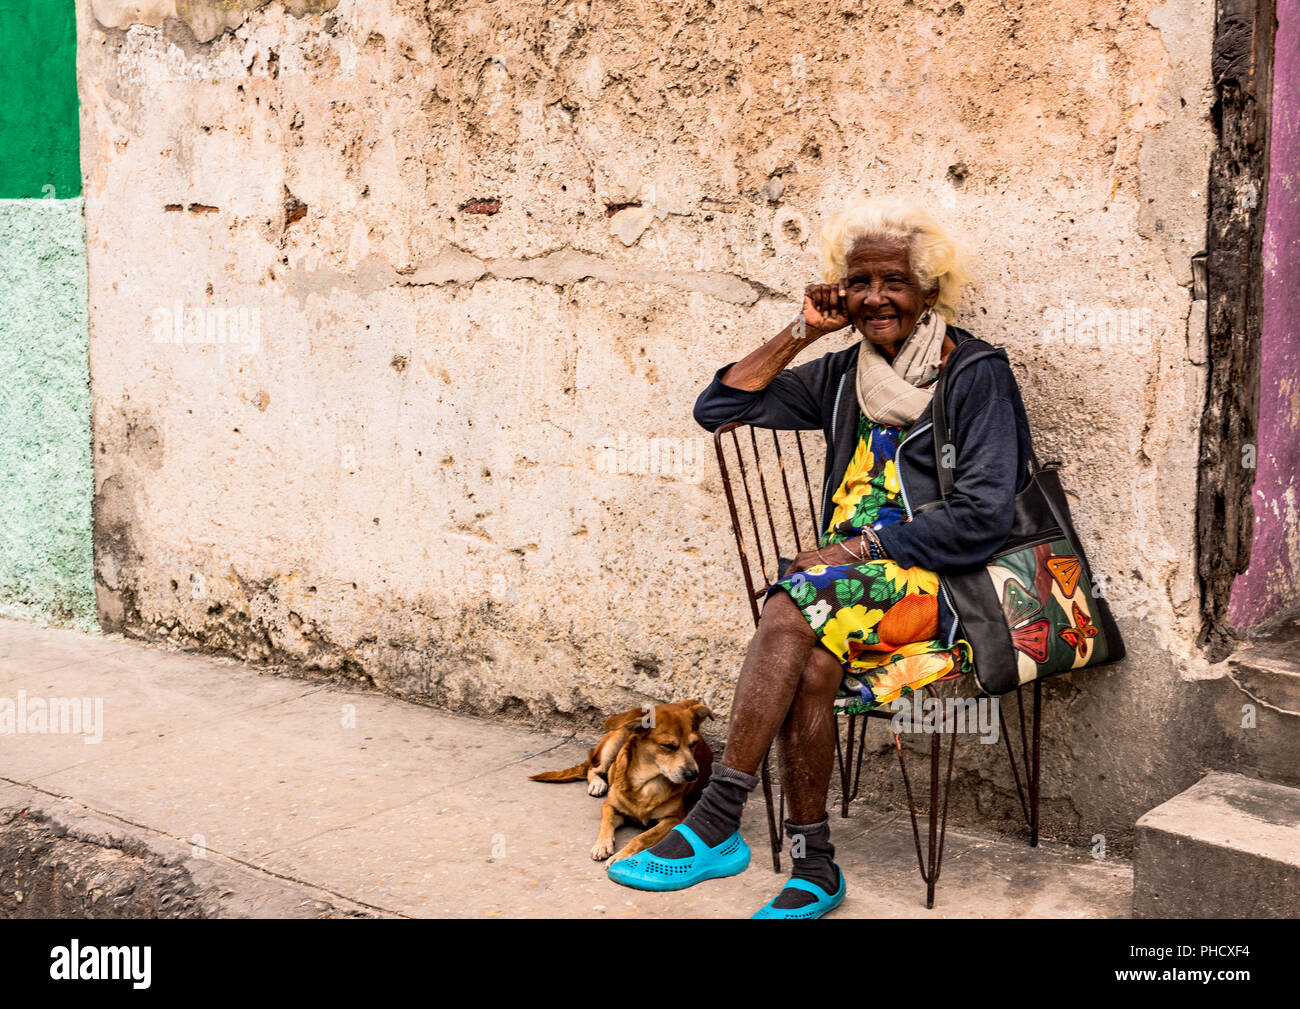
[682,768,698,782]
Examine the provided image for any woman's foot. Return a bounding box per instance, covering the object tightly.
[606,762,760,891]
[606,824,751,891]
[751,866,847,918]
[643,762,759,859]
[751,814,844,917]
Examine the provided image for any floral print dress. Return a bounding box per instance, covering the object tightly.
[764,405,974,714]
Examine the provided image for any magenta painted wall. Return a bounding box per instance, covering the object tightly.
[1231,0,1300,629]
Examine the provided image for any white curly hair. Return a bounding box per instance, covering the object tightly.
[818,196,971,323]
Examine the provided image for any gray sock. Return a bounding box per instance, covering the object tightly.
[647,762,760,859]
[771,815,840,910]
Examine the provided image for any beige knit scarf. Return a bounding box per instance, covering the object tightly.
[853,310,947,427]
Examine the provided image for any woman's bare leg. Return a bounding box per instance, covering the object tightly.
[719,588,820,776]
[639,588,819,860]
[637,589,830,866]
[778,643,844,824]
[755,643,845,909]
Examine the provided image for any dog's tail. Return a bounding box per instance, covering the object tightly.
[527,759,591,783]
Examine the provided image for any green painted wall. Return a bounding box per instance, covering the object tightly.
[0,200,94,630]
[0,0,94,630]
[0,0,80,199]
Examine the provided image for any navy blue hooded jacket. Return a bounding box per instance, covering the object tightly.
[692,326,1034,647]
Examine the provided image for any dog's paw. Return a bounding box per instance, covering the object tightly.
[590,838,616,861]
[587,776,608,797]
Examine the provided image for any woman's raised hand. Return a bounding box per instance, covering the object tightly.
[803,283,851,335]
[719,280,851,391]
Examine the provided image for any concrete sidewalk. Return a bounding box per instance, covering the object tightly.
[0,618,1132,918]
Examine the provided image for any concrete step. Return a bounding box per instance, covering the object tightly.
[0,787,381,918]
[1133,771,1300,918]
[1229,619,1300,711]
[1221,621,1300,786]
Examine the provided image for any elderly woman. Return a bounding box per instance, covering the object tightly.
[606,196,1035,918]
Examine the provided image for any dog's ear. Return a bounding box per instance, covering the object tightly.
[687,701,714,727]
[604,706,649,731]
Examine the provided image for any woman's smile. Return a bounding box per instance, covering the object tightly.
[842,237,937,359]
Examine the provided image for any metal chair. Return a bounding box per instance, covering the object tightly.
[711,421,1043,908]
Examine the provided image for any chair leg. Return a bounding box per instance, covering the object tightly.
[998,683,1047,847]
[760,749,782,872]
[1030,679,1042,847]
[839,712,855,818]
[927,730,940,908]
[893,687,960,910]
[850,712,868,803]
[999,695,1031,825]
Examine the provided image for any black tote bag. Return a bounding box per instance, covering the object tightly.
[928,347,1125,695]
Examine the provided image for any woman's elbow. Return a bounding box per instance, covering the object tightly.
[693,398,723,433]
[966,500,1016,562]
[693,391,742,433]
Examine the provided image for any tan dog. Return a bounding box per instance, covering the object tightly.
[529,699,714,863]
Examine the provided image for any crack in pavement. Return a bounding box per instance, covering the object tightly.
[0,774,408,918]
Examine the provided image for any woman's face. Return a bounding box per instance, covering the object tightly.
[842,237,939,356]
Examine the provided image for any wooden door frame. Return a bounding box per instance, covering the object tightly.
[1198,0,1277,658]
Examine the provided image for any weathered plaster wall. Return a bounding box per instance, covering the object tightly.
[1230,0,1300,631]
[0,0,95,631]
[78,0,1232,844]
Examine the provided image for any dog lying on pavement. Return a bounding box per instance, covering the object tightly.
[528,699,714,863]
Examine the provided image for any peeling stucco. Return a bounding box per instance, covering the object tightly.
[91,0,340,44]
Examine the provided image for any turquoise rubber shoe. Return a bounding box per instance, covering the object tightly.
[606,825,751,892]
[750,868,847,918]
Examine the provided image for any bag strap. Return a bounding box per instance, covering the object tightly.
[930,339,1039,501]
[931,345,955,500]
[1037,473,1083,558]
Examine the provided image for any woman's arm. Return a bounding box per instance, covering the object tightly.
[720,284,849,390]
[692,285,852,433]
[874,358,1027,571]
[784,535,876,573]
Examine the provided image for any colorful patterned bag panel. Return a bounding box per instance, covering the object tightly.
[986,536,1112,686]
[925,340,1126,694]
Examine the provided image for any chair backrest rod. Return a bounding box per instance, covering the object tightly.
[731,427,771,583]
[748,427,783,583]
[714,426,763,626]
[771,430,805,555]
[794,430,820,538]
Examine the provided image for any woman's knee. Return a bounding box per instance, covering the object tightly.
[758,589,815,641]
[799,645,844,701]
